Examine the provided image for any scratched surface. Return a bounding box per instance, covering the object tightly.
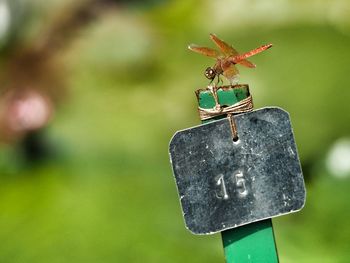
[169,107,306,235]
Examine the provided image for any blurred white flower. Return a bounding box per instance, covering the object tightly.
[326,138,350,178]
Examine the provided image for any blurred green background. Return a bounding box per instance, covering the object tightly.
[0,0,349,262]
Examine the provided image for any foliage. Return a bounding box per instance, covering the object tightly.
[0,0,349,262]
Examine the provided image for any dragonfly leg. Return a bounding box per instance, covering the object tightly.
[216,75,223,86]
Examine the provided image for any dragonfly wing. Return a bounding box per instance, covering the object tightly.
[222,63,240,84]
[188,44,220,58]
[210,33,239,56]
[238,59,256,68]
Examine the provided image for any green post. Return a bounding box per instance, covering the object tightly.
[196,85,279,263]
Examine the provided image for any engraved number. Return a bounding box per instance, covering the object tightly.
[215,174,229,200]
[215,172,248,200]
[234,172,248,197]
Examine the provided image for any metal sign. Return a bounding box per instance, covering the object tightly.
[169,107,306,235]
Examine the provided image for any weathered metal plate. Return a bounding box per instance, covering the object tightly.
[169,107,306,235]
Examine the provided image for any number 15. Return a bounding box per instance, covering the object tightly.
[215,172,248,200]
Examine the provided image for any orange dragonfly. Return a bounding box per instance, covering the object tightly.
[188,34,272,85]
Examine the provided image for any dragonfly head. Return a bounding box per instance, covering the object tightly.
[204,67,216,80]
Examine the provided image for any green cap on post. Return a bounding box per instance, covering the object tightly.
[196,84,250,109]
[195,84,251,123]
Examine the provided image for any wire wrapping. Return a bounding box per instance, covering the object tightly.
[197,85,254,140]
[198,93,253,121]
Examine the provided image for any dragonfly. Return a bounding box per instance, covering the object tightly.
[188,34,272,85]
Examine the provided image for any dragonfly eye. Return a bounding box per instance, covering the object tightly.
[204,67,216,80]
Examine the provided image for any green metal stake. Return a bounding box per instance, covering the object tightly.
[196,85,279,263]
